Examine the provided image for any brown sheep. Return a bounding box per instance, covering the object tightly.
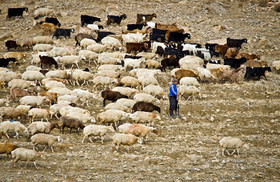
[236,53,260,60]
[217,67,246,83]
[0,107,26,120]
[39,92,59,106]
[136,13,157,24]
[10,88,36,100]
[132,101,161,113]
[175,69,200,81]
[0,143,19,159]
[244,60,268,67]
[225,48,239,59]
[126,42,150,54]
[156,23,181,32]
[75,33,94,46]
[40,23,57,35]
[214,44,229,57]
[101,90,128,107]
[57,116,85,134]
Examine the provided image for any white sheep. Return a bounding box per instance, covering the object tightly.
[178,85,202,99]
[31,52,48,64]
[31,134,62,153]
[116,98,137,109]
[49,47,72,57]
[133,93,159,103]
[16,105,32,116]
[79,50,98,65]
[96,70,120,78]
[129,111,161,124]
[138,76,159,88]
[34,8,52,17]
[71,70,93,86]
[45,81,66,89]
[122,33,145,44]
[197,67,215,82]
[70,89,95,106]
[206,63,231,71]
[219,137,248,156]
[120,76,141,89]
[0,121,27,138]
[124,58,146,71]
[19,96,45,107]
[87,44,107,53]
[98,64,124,72]
[136,52,156,59]
[179,56,203,71]
[82,124,115,143]
[112,87,139,98]
[152,41,166,53]
[101,36,122,49]
[105,102,130,112]
[11,148,45,169]
[143,85,166,99]
[272,60,280,73]
[91,76,117,90]
[129,68,161,78]
[195,48,211,61]
[60,55,82,69]
[8,79,35,89]
[45,70,68,79]
[146,21,156,29]
[33,44,53,52]
[80,38,96,49]
[3,52,28,62]
[179,77,200,87]
[112,133,141,152]
[79,27,92,35]
[87,24,100,31]
[57,95,78,105]
[48,87,71,96]
[97,56,122,65]
[182,43,198,54]
[50,103,71,119]
[97,109,130,127]
[0,71,21,85]
[67,111,95,124]
[26,65,42,71]
[22,71,45,85]
[33,36,54,44]
[99,52,125,60]
[146,59,161,69]
[28,108,50,122]
[28,122,57,136]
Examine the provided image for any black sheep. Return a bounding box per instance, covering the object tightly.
[106,14,127,26]
[45,17,61,27]
[224,57,247,69]
[81,15,101,27]
[150,28,167,42]
[226,38,247,49]
[39,55,58,69]
[124,55,142,59]
[0,58,16,67]
[132,101,161,113]
[7,7,28,18]
[5,40,18,50]
[161,57,180,72]
[53,28,75,39]
[101,90,128,107]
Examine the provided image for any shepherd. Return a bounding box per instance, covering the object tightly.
[169,78,181,118]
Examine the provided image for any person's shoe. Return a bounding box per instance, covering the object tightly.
[169,110,176,119]
[177,113,182,118]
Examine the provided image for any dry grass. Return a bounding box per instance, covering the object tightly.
[258,0,269,7]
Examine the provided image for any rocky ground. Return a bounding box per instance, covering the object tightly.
[0,0,280,181]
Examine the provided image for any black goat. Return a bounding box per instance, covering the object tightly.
[124,55,142,59]
[53,28,75,39]
[244,67,271,80]
[127,23,145,31]
[0,58,16,67]
[224,57,247,69]
[106,14,127,26]
[161,57,180,72]
[81,15,101,26]
[39,55,58,69]
[205,43,219,56]
[227,38,247,49]
[96,31,115,42]
[7,7,28,18]
[150,28,167,42]
[5,40,18,50]
[44,17,61,27]
[168,32,191,43]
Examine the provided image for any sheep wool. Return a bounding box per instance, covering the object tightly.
[82,124,114,143]
[31,133,62,152]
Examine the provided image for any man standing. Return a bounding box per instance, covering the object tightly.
[169,78,180,118]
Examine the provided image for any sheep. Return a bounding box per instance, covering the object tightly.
[40,23,58,35]
[129,68,161,78]
[87,23,102,31]
[80,38,97,49]
[179,56,204,70]
[132,101,161,113]
[138,76,159,88]
[146,59,161,69]
[48,87,71,96]
[0,107,26,120]
[129,111,160,124]
[272,60,280,73]
[175,69,200,81]
[124,58,146,71]
[112,134,140,152]
[0,70,21,85]
[101,90,128,106]
[97,109,130,128]
[112,87,139,98]
[118,123,157,142]
[34,8,52,18]
[92,76,117,90]
[49,47,72,57]
[214,44,229,57]
[143,85,166,99]
[87,44,107,53]
[71,70,93,86]
[8,79,34,89]
[105,102,130,112]
[226,38,247,50]
[136,13,157,24]
[197,67,216,82]
[206,63,231,71]
[39,55,58,69]
[28,108,50,122]
[98,64,124,72]
[57,95,78,105]
[59,55,82,69]
[26,65,42,71]
[59,106,88,117]
[236,53,260,60]
[78,27,92,35]
[96,70,120,78]
[28,122,57,136]
[3,52,29,62]
[126,42,150,53]
[11,148,45,169]
[146,21,156,29]
[33,44,53,52]
[101,36,122,49]
[218,67,246,82]
[22,71,45,85]
[57,116,85,134]
[79,50,98,65]
[178,85,202,99]
[0,121,27,138]
[122,33,145,44]
[0,143,19,159]
[99,52,126,60]
[120,76,141,89]
[19,96,45,107]
[133,93,158,104]
[31,134,62,152]
[45,70,68,79]
[97,56,122,65]
[116,98,137,109]
[82,124,115,143]
[10,88,36,101]
[225,48,239,59]
[18,38,34,50]
[16,105,31,116]
[179,77,200,87]
[31,52,48,64]
[33,36,54,44]
[70,89,95,106]
[219,137,248,156]
[45,81,66,89]
[66,111,95,124]
[50,103,71,119]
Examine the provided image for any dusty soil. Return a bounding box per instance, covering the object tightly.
[0,0,280,181]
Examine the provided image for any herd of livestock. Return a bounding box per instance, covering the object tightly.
[0,6,279,169]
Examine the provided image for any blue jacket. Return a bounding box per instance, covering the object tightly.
[169,83,177,97]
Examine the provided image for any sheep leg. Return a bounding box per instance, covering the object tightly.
[75,63,79,69]
[221,147,226,156]
[226,149,231,156]
[34,162,38,169]
[101,136,104,144]
[50,146,54,153]
[43,145,48,152]
[15,132,19,138]
[76,81,80,86]
[33,144,37,151]
[5,133,10,139]
[25,160,29,168]
[89,137,93,143]
[119,144,122,153]
[82,136,86,143]
[112,144,116,152]
[13,160,17,167]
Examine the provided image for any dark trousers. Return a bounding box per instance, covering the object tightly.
[169,96,178,113]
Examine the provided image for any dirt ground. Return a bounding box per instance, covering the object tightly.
[0,0,280,181]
